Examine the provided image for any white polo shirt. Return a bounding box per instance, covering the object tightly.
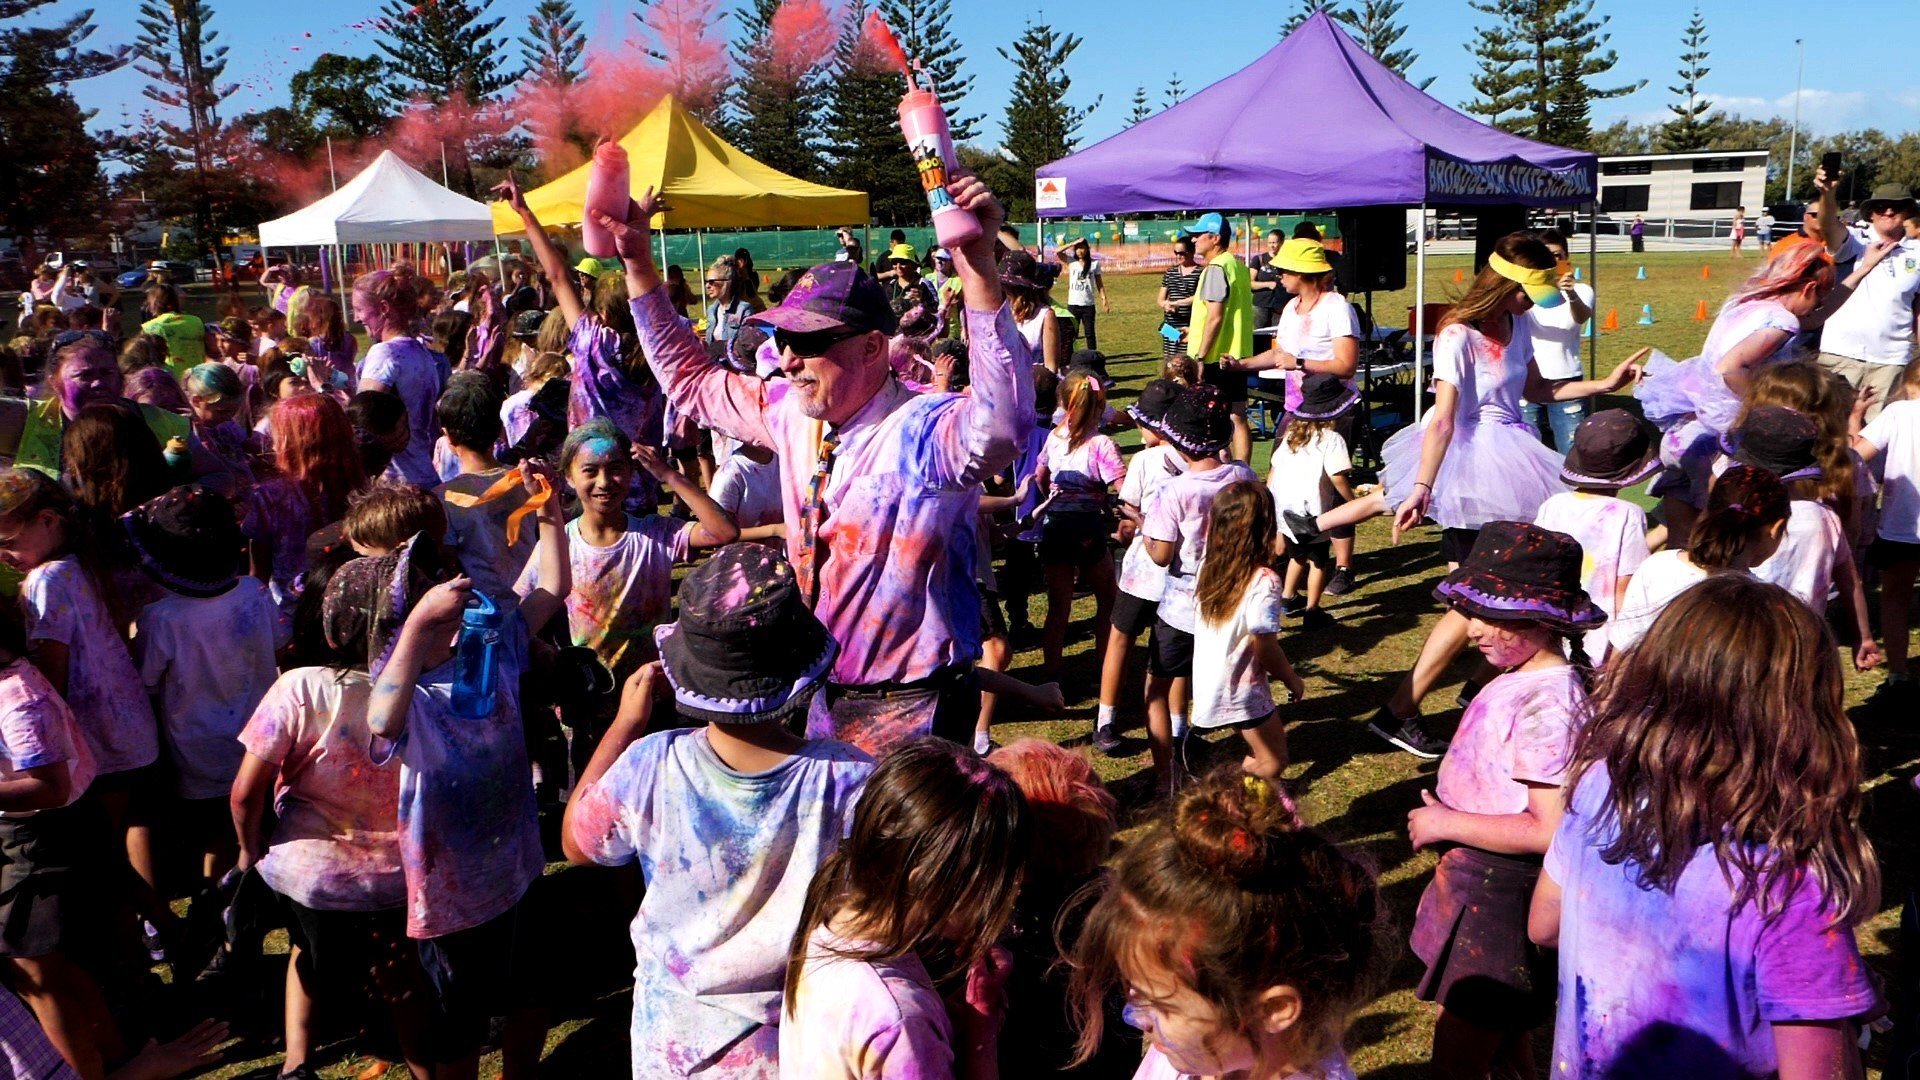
[1822,234,1920,366]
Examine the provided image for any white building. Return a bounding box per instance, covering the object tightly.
[1596,150,1769,221]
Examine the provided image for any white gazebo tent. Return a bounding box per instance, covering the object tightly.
[258,149,497,292]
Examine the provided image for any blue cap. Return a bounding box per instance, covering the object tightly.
[1180,212,1230,239]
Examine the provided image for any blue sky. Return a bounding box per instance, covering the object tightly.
[58,0,1918,150]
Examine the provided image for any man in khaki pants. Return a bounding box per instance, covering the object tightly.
[1819,180,1920,421]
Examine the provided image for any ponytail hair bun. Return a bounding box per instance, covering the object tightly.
[1173,773,1306,886]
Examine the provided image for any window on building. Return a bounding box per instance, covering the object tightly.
[1690,182,1744,210]
[1602,185,1650,213]
[1692,157,1746,173]
[1602,161,1653,176]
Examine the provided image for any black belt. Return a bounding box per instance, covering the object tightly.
[827,663,974,700]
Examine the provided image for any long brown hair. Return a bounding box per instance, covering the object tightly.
[1690,464,1788,570]
[1439,232,1555,333]
[1283,415,1337,453]
[1738,362,1859,534]
[62,401,172,529]
[784,739,1029,1009]
[1195,481,1278,626]
[1571,575,1878,924]
[1058,370,1106,450]
[1067,769,1381,1071]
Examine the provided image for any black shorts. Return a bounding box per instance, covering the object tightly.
[1111,591,1160,638]
[1147,618,1194,679]
[1038,511,1112,569]
[980,589,1009,641]
[1282,539,1333,567]
[1440,527,1482,566]
[1869,537,1920,569]
[0,797,110,958]
[89,760,168,801]
[417,895,531,1062]
[1202,361,1250,404]
[285,897,411,1000]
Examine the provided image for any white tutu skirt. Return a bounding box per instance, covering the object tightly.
[1380,417,1568,530]
[1637,350,1740,436]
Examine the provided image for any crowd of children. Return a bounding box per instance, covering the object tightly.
[0,168,1909,1080]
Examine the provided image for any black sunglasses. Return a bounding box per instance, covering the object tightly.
[775,326,868,357]
[51,329,112,350]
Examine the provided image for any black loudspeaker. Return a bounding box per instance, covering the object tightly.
[1471,205,1531,272]
[1335,207,1407,292]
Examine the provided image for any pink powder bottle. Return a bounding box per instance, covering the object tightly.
[898,87,980,250]
[582,142,630,258]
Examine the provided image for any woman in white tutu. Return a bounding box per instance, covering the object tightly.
[1285,231,1638,757]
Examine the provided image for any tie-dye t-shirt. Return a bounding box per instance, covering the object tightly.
[568,729,873,1079]
[1532,493,1650,661]
[358,336,448,487]
[22,557,159,775]
[135,578,287,799]
[1544,768,1877,1077]
[1042,429,1125,514]
[1753,499,1847,615]
[238,667,403,912]
[1142,462,1260,633]
[1116,444,1184,602]
[516,514,692,682]
[779,926,953,1080]
[372,612,543,939]
[0,658,94,812]
[1435,664,1585,817]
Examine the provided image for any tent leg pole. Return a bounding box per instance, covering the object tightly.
[696,231,705,275]
[1587,201,1599,381]
[1414,202,1427,424]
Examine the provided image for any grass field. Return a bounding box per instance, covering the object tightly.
[156,250,1916,1078]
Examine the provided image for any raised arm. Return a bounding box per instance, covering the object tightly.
[367,577,472,743]
[515,462,571,633]
[494,174,586,328]
[933,170,1034,487]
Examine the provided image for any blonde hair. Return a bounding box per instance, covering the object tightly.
[1058,370,1105,450]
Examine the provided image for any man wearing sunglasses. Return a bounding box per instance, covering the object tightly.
[592,169,1031,756]
[1819,178,1920,422]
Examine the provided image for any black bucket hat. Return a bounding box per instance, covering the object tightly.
[654,543,838,726]
[1127,377,1183,438]
[1068,348,1110,387]
[121,485,245,598]
[1560,408,1660,489]
[1434,521,1605,635]
[1163,385,1232,457]
[998,250,1059,293]
[1726,405,1823,483]
[1292,372,1359,421]
[510,309,547,341]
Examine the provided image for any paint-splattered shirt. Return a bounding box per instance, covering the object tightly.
[1042,429,1124,514]
[1436,664,1585,817]
[371,612,543,939]
[239,667,404,912]
[632,288,1034,689]
[135,578,287,800]
[22,557,159,775]
[1141,462,1260,634]
[568,311,666,449]
[1116,444,1185,602]
[1532,493,1650,661]
[0,658,93,814]
[516,514,691,683]
[1544,767,1877,1077]
[440,468,536,614]
[779,926,953,1080]
[359,336,448,487]
[569,729,873,1079]
[243,476,328,617]
[1754,499,1846,615]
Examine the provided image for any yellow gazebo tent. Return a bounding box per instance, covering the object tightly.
[492,95,870,233]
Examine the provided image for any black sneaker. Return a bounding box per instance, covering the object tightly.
[1367,710,1447,759]
[1091,724,1124,756]
[1282,511,1322,544]
[1299,608,1335,631]
[1325,565,1356,595]
[1280,593,1307,616]
[281,1065,321,1080]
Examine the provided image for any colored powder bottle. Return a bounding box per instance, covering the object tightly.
[899,87,981,250]
[450,590,503,720]
[163,436,188,474]
[582,142,630,259]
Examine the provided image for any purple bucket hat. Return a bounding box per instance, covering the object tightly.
[745,261,898,336]
[1434,521,1605,634]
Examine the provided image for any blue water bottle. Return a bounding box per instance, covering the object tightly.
[449,590,503,719]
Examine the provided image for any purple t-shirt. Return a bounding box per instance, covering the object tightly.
[1436,664,1585,816]
[1142,462,1259,633]
[358,336,448,487]
[22,558,160,775]
[1545,768,1878,1076]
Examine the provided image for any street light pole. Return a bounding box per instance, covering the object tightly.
[1785,39,1804,198]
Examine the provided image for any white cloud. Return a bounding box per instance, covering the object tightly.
[1598,85,1920,135]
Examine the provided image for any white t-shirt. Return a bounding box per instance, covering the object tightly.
[1532,492,1650,661]
[780,926,953,1079]
[1823,235,1920,365]
[1274,292,1360,410]
[1608,550,1712,657]
[1526,283,1595,381]
[1753,499,1846,614]
[135,578,288,799]
[1862,399,1920,544]
[1066,260,1102,306]
[1116,443,1185,602]
[1192,566,1284,730]
[711,450,784,530]
[1268,427,1351,539]
[23,558,160,775]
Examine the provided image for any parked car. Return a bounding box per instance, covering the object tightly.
[118,260,199,289]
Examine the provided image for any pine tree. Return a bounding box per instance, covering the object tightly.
[0,0,127,84]
[0,3,115,263]
[1164,74,1185,107]
[1341,0,1432,89]
[879,0,979,142]
[729,0,826,179]
[997,23,1097,222]
[133,0,237,243]
[1127,85,1152,126]
[820,0,921,224]
[1544,51,1591,148]
[1660,7,1716,151]
[1463,0,1643,141]
[375,0,517,106]
[520,0,586,87]
[1282,0,1350,35]
[636,0,732,128]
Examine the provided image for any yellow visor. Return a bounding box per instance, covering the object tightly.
[1487,252,1563,308]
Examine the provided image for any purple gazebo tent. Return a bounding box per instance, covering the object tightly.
[1034,11,1600,417]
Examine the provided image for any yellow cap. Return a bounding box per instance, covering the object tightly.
[1273,238,1332,275]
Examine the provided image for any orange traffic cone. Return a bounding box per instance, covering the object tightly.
[1700,264,1711,280]
[1693,299,1709,321]
[1601,308,1620,331]
[1452,268,1464,283]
